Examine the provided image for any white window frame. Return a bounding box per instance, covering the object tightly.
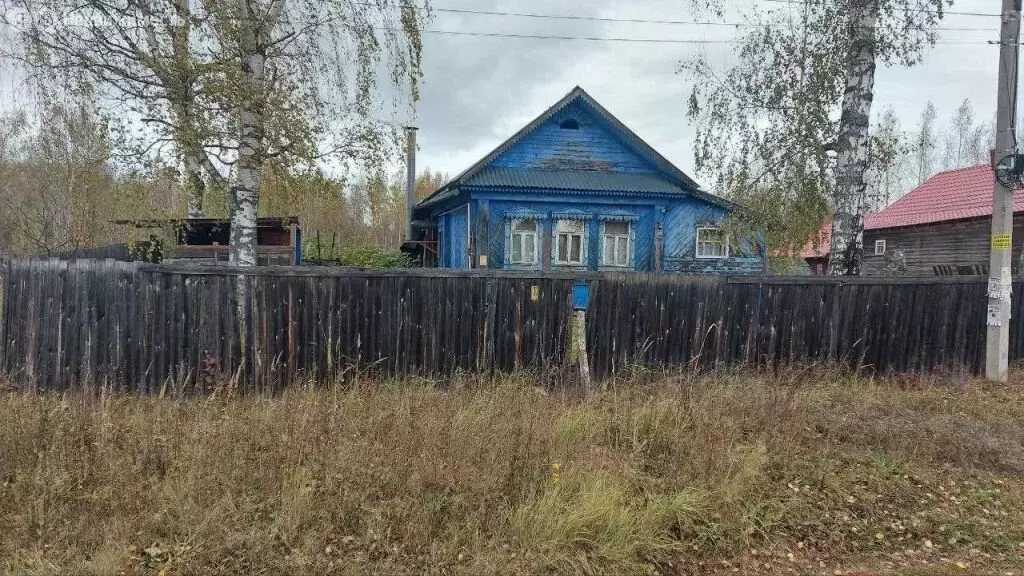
[874,239,886,255]
[508,218,539,266]
[601,220,631,267]
[554,219,586,266]
[695,227,729,259]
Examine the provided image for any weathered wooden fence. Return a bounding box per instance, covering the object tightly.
[1,258,1022,393]
[586,275,1013,378]
[0,259,574,394]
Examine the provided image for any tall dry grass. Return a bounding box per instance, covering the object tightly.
[2,369,1024,575]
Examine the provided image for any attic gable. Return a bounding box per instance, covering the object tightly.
[417,86,712,209]
[487,102,659,174]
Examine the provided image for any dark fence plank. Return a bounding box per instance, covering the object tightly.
[584,274,997,379]
[0,258,1016,393]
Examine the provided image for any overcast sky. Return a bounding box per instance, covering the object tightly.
[0,0,1000,191]
[410,0,1001,189]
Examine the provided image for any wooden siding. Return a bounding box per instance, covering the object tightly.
[439,206,469,269]
[475,195,763,274]
[663,200,763,274]
[489,103,658,173]
[863,216,1024,276]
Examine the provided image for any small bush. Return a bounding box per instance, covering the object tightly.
[303,239,413,268]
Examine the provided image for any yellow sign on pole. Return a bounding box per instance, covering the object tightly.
[992,233,1012,249]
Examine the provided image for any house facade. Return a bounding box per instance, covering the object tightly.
[411,87,765,274]
[863,164,1024,276]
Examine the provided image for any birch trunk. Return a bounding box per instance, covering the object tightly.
[828,0,878,276]
[229,0,272,267]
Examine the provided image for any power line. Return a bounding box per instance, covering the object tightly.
[420,28,996,46]
[429,5,998,33]
[431,7,741,27]
[420,29,734,43]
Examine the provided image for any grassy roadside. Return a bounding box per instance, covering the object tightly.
[2,369,1024,575]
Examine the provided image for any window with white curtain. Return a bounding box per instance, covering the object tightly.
[509,218,538,265]
[555,219,585,265]
[602,221,630,267]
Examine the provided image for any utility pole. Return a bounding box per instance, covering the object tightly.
[404,126,418,243]
[986,0,1022,382]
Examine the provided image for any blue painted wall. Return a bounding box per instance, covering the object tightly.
[489,103,658,174]
[661,199,762,274]
[459,192,763,274]
[438,206,469,268]
[424,92,765,275]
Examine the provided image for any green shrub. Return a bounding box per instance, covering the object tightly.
[304,239,413,268]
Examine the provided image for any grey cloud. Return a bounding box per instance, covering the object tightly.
[411,0,998,188]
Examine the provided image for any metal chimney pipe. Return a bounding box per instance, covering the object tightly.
[404,126,418,243]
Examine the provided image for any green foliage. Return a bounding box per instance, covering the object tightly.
[3,0,428,252]
[883,249,908,276]
[768,256,812,276]
[305,239,412,269]
[0,103,118,256]
[866,107,911,210]
[128,233,165,263]
[682,0,950,256]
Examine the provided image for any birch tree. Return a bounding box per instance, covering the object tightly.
[942,98,989,169]
[0,103,116,255]
[684,0,949,275]
[1,0,217,217]
[198,0,425,265]
[865,106,909,210]
[2,0,427,264]
[914,100,938,184]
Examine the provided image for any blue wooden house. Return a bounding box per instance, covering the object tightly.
[412,87,765,274]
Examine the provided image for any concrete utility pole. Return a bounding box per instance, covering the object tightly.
[404,126,418,243]
[986,0,1022,383]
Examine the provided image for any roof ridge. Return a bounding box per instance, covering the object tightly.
[934,163,991,176]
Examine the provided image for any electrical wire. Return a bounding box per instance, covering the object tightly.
[419,28,996,46]
[429,5,998,33]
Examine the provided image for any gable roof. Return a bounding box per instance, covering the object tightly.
[417,86,712,208]
[865,164,1024,230]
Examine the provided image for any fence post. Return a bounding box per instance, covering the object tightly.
[483,277,496,371]
[572,280,591,393]
[828,281,842,362]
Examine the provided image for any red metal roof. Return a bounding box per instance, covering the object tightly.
[799,223,831,258]
[864,164,1024,230]
[770,222,830,258]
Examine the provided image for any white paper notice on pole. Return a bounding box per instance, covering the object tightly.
[988,303,1003,327]
[989,277,1004,299]
[1002,266,1014,300]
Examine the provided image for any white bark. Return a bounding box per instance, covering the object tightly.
[829,0,878,276]
[229,0,280,266]
[230,58,263,266]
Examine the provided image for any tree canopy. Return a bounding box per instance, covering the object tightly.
[684,0,950,272]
